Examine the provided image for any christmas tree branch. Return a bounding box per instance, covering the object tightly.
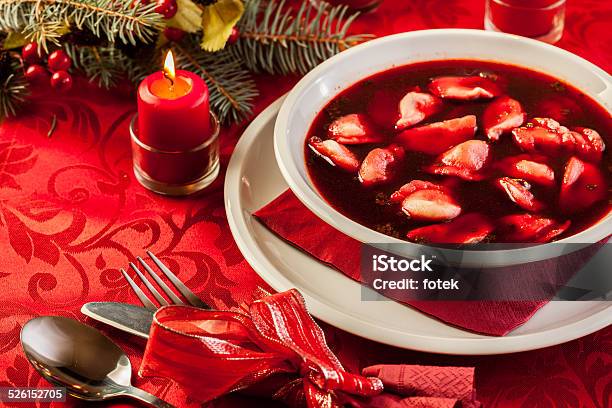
[65,44,130,88]
[231,0,373,75]
[174,41,258,123]
[0,53,29,120]
[175,43,239,111]
[0,0,164,50]
[239,31,361,47]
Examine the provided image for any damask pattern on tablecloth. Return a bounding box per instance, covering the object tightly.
[0,89,266,407]
[1,0,611,407]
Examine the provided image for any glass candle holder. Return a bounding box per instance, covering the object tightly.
[485,0,566,44]
[130,112,220,196]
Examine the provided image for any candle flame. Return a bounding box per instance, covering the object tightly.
[163,50,176,83]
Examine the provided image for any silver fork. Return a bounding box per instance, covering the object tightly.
[121,251,210,311]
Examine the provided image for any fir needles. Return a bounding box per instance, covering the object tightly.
[0,54,29,120]
[232,0,372,75]
[65,44,129,88]
[174,41,258,123]
[0,0,164,50]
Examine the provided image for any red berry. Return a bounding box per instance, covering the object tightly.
[228,27,240,44]
[155,0,177,18]
[25,64,49,84]
[47,50,72,72]
[22,42,44,64]
[50,70,73,92]
[163,27,185,42]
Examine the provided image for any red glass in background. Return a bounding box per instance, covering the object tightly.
[485,0,566,44]
[310,0,383,12]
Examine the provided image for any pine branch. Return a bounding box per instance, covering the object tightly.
[174,41,258,123]
[65,44,130,88]
[0,0,164,51]
[0,54,29,120]
[231,0,373,75]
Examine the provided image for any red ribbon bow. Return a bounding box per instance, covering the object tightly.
[139,289,384,407]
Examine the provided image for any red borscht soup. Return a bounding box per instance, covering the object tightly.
[305,60,611,244]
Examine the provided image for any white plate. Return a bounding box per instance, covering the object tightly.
[224,96,612,355]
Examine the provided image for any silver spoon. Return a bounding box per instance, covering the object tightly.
[20,316,174,408]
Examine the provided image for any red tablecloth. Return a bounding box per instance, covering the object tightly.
[1,1,610,407]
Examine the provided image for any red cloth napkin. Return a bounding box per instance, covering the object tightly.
[361,365,478,408]
[254,190,551,336]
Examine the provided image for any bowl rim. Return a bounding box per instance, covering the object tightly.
[274,28,612,267]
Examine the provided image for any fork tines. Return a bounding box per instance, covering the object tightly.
[121,251,210,311]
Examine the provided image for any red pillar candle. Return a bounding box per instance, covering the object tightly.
[131,51,220,196]
[137,51,211,151]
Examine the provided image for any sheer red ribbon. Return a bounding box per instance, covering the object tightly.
[139,289,384,407]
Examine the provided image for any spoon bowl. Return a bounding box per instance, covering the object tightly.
[21,316,173,407]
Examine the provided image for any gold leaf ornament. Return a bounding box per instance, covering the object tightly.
[201,0,244,52]
[2,32,28,49]
[166,0,203,33]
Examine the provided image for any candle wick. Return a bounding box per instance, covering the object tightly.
[163,71,175,89]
